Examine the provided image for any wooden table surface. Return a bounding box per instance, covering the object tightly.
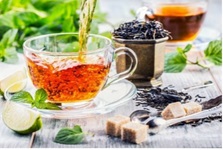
[0,51,222,148]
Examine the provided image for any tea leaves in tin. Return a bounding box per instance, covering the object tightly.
[112,20,171,40]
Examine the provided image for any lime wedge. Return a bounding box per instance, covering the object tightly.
[0,69,27,93]
[2,102,42,134]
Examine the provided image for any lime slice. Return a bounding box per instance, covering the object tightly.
[0,69,27,93]
[2,102,42,134]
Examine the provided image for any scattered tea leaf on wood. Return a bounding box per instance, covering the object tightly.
[134,86,193,111]
[112,20,171,40]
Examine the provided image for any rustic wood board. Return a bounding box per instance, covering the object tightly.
[198,51,222,92]
[209,66,222,92]
[0,52,222,148]
[31,66,221,148]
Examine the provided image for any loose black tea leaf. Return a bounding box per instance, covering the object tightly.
[195,94,206,99]
[112,20,171,40]
[135,86,192,111]
[201,96,222,110]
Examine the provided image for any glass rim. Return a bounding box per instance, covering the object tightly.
[23,32,112,56]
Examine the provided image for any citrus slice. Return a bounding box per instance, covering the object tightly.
[2,102,42,134]
[0,69,27,93]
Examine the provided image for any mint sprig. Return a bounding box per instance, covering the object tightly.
[164,52,187,73]
[10,88,61,110]
[54,125,85,144]
[165,40,222,73]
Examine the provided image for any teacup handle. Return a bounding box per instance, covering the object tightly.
[102,47,138,89]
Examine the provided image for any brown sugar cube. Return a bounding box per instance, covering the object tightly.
[182,102,202,115]
[121,122,148,144]
[106,115,130,137]
[161,102,186,120]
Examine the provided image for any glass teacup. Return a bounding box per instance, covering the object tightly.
[23,33,137,105]
[137,0,208,44]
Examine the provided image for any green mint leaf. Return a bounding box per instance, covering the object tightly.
[164,52,187,73]
[0,0,11,14]
[0,29,18,47]
[0,12,15,27]
[204,40,222,66]
[10,91,34,104]
[4,47,18,64]
[0,30,19,64]
[62,17,76,32]
[177,47,184,54]
[54,125,85,144]
[183,44,192,53]
[16,12,40,28]
[34,88,61,110]
[35,88,47,102]
[12,12,40,29]
[34,101,61,110]
[177,44,192,55]
[0,26,11,40]
[73,125,83,133]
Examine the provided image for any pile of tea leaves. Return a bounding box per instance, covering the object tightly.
[135,86,192,111]
[112,20,171,40]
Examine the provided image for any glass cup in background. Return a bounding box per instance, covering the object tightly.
[23,33,137,106]
[138,0,208,45]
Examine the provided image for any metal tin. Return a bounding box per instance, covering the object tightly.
[113,37,168,87]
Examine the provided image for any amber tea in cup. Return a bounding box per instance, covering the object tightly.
[23,33,137,104]
[27,59,109,102]
[139,0,208,42]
